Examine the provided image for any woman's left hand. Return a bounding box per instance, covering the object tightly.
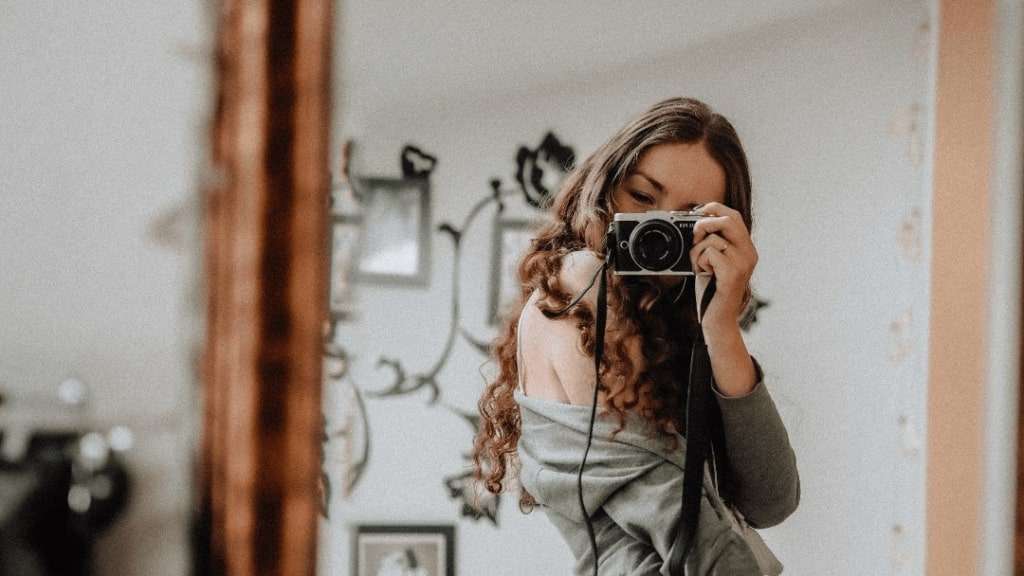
[688,202,757,332]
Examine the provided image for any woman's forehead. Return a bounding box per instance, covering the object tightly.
[629,142,726,202]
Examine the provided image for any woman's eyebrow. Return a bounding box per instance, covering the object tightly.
[632,171,665,196]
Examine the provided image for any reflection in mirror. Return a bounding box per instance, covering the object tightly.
[322,1,1021,575]
[321,2,948,575]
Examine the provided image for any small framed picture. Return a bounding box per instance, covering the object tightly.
[353,524,455,576]
[352,177,431,286]
[328,217,362,320]
[489,218,539,326]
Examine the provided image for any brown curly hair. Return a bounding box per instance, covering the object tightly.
[471,97,754,513]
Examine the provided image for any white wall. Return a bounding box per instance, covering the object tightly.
[982,0,1024,574]
[0,2,208,574]
[324,1,933,575]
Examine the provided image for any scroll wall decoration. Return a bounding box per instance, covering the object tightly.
[370,177,537,525]
[321,141,452,516]
[368,133,578,523]
[320,334,371,518]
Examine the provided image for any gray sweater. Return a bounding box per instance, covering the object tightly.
[513,368,800,575]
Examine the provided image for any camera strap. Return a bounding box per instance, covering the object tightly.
[579,264,716,575]
[665,274,716,575]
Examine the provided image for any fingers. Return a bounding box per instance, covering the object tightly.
[701,244,737,280]
[690,233,735,274]
[690,233,729,262]
[692,203,757,265]
[692,202,746,245]
[695,246,714,274]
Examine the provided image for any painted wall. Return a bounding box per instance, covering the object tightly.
[323,1,934,575]
[0,2,208,574]
[982,1,1024,574]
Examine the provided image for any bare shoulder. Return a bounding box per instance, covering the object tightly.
[523,249,618,406]
[555,250,604,308]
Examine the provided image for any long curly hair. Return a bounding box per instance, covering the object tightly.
[471,97,754,513]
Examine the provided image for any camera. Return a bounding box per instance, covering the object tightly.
[607,210,707,275]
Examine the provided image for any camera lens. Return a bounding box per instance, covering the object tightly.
[629,219,682,271]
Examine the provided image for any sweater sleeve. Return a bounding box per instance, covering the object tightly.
[711,356,801,528]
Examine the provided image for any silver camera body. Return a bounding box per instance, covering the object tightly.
[608,210,708,276]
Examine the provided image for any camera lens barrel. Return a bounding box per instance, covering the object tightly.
[610,211,700,275]
[629,219,683,271]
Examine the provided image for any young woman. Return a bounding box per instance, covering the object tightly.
[472,98,800,575]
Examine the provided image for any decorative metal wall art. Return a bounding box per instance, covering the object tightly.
[514,131,575,209]
[401,144,439,179]
[442,452,501,525]
[738,291,769,331]
[320,334,371,517]
[370,179,515,405]
[365,175,539,525]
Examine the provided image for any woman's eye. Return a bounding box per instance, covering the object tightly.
[629,190,653,204]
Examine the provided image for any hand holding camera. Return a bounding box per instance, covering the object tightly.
[609,202,757,332]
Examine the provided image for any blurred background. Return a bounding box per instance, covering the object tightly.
[0,2,208,575]
[1,1,1021,575]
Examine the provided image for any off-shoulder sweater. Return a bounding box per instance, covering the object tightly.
[513,299,800,575]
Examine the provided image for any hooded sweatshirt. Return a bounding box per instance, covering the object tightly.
[513,304,800,575]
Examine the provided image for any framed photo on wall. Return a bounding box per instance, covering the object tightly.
[352,177,431,286]
[353,524,455,576]
[328,217,362,320]
[327,173,364,320]
[489,218,539,326]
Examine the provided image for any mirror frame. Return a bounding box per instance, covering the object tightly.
[197,2,333,575]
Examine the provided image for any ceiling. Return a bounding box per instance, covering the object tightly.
[336,0,858,111]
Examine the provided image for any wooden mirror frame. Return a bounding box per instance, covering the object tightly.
[196,2,333,575]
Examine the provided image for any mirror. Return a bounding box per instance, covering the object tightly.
[321,2,950,575]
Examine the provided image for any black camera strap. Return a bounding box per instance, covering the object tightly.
[665,278,716,575]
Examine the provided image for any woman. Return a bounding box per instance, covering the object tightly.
[472,97,800,575]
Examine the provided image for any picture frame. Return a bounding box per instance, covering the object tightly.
[352,524,455,576]
[326,173,364,321]
[328,216,362,320]
[489,218,539,326]
[351,176,431,286]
